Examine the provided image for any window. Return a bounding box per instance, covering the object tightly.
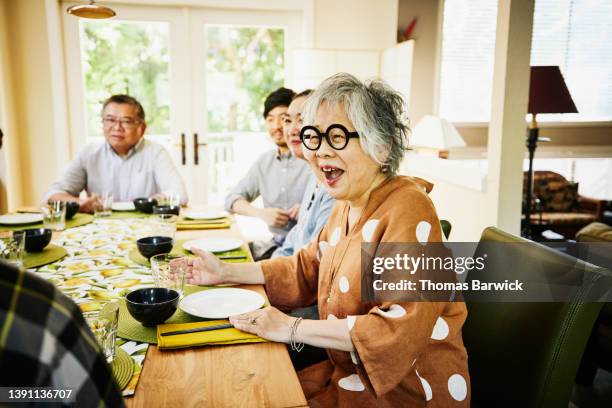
[79,20,170,138]
[439,0,612,122]
[439,0,498,122]
[204,25,286,204]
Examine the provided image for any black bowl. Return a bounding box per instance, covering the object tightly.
[133,197,158,214]
[64,201,80,220]
[136,236,174,259]
[23,228,52,252]
[153,205,180,216]
[125,288,179,326]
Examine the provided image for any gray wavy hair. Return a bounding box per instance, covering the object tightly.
[302,73,409,175]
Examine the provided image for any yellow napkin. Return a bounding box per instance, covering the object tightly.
[157,319,267,349]
[177,219,231,230]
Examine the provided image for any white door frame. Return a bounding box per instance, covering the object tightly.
[62,2,306,205]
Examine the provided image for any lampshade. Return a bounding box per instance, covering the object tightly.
[410,116,466,149]
[67,1,116,19]
[528,66,578,114]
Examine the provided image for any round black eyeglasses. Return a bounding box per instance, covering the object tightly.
[299,124,360,151]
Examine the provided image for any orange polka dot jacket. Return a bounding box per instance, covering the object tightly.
[261,176,470,407]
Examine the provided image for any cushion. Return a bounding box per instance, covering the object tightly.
[576,222,612,242]
[537,181,579,212]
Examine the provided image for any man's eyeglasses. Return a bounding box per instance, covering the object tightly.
[300,124,359,151]
[102,117,141,129]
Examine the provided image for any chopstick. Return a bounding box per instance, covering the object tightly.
[218,255,248,260]
[161,323,234,336]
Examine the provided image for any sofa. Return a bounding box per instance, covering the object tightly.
[523,171,606,238]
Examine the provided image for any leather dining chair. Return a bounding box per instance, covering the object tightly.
[462,227,612,408]
[440,219,452,240]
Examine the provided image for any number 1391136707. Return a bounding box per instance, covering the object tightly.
[1,388,74,403]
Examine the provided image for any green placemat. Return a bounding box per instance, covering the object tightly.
[23,244,67,269]
[117,285,211,344]
[128,239,252,267]
[111,347,135,390]
[66,213,95,229]
[0,213,94,232]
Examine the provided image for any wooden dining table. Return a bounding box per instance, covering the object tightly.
[125,222,308,407]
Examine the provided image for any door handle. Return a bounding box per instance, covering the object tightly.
[174,133,186,165]
[193,133,208,165]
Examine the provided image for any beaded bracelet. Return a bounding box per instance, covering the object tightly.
[290,317,304,352]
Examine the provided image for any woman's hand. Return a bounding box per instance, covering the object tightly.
[185,248,227,285]
[230,306,296,344]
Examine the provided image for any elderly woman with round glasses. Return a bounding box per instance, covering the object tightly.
[186,73,470,407]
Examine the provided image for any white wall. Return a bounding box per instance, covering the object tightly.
[313,0,397,50]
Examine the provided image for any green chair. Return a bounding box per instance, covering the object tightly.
[463,226,612,408]
[440,219,452,240]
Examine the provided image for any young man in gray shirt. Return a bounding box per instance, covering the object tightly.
[224,87,311,259]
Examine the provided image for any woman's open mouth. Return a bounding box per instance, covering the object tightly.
[321,165,344,187]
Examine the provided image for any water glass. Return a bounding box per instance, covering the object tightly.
[93,192,113,217]
[158,191,180,207]
[0,231,25,267]
[152,214,177,239]
[85,302,119,363]
[41,201,66,231]
[151,254,187,296]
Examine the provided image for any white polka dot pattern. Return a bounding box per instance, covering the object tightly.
[431,317,449,340]
[347,315,356,331]
[350,351,359,365]
[339,276,349,293]
[338,374,365,392]
[330,227,341,246]
[317,240,329,261]
[448,374,467,401]
[361,219,379,242]
[416,221,431,245]
[375,304,407,319]
[416,370,432,401]
[327,314,337,320]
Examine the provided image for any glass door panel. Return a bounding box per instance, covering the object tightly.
[204,24,286,204]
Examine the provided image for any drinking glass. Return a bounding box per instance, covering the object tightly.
[151,254,187,296]
[158,191,180,207]
[41,201,66,231]
[93,192,113,217]
[152,214,177,239]
[0,231,25,267]
[85,302,119,363]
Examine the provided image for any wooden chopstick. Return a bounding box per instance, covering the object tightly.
[218,255,248,260]
[160,323,234,336]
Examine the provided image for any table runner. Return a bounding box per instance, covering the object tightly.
[32,218,160,396]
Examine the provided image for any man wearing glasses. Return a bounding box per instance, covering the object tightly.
[44,94,188,212]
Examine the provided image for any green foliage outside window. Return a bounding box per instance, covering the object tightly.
[206,26,285,133]
[80,21,170,137]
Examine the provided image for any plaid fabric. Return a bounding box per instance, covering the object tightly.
[0,261,124,407]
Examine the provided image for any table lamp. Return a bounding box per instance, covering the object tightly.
[410,115,466,158]
[523,66,577,238]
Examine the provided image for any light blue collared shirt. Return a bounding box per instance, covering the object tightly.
[43,138,188,204]
[272,176,335,258]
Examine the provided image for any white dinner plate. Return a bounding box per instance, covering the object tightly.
[182,238,243,253]
[0,213,43,225]
[180,288,265,319]
[183,209,228,220]
[112,201,135,211]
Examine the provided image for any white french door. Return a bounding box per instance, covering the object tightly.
[63,2,303,205]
